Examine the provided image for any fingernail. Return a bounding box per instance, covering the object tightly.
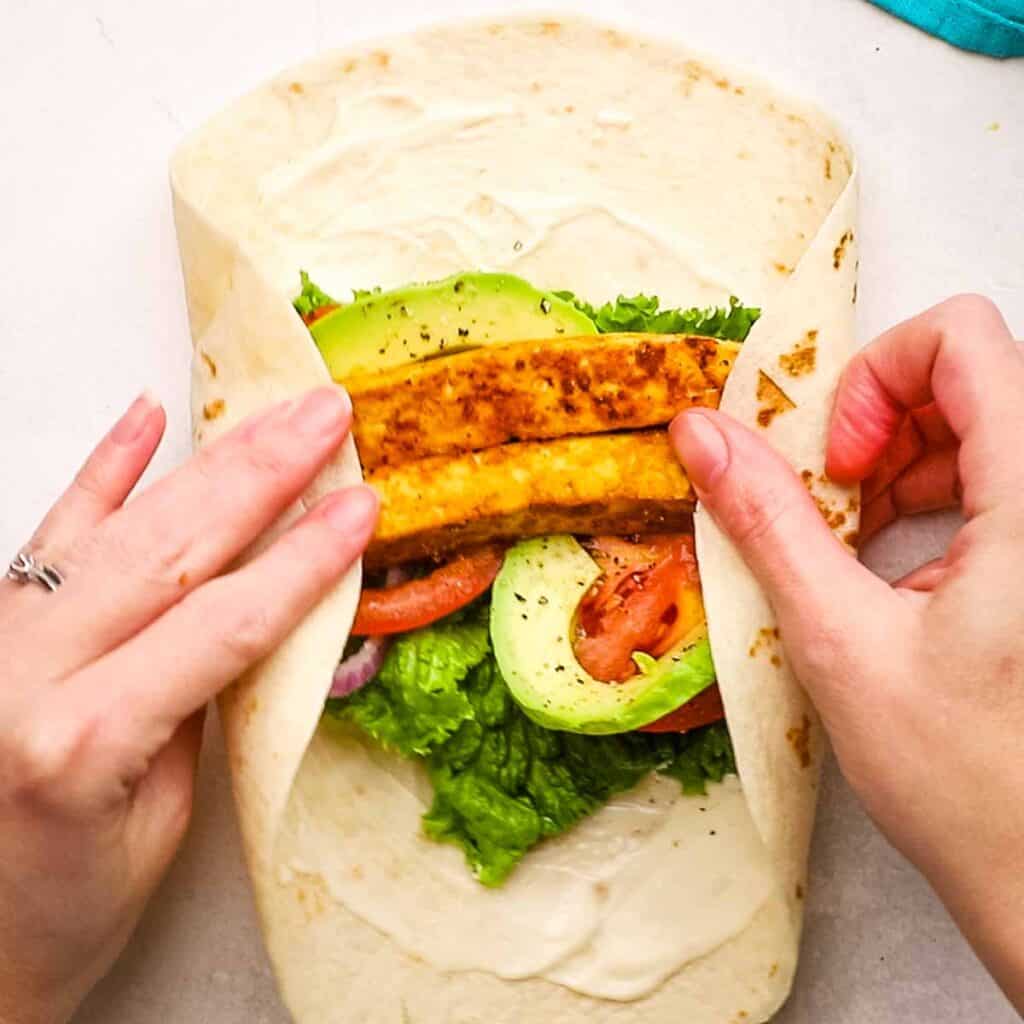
[111,390,160,445]
[324,486,379,533]
[671,411,729,492]
[289,387,351,438]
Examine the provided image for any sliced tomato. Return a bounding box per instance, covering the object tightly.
[574,534,703,683]
[352,544,505,636]
[637,684,725,733]
[302,304,340,326]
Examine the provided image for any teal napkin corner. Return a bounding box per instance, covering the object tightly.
[869,0,1024,56]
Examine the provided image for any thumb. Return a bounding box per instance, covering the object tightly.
[670,409,895,661]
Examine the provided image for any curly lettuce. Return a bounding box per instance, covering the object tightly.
[327,612,734,886]
[556,290,759,341]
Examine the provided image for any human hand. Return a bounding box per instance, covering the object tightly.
[0,388,377,1024]
[670,295,1024,1011]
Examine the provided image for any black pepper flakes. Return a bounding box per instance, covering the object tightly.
[539,297,552,314]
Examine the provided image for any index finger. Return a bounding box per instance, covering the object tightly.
[826,295,1024,513]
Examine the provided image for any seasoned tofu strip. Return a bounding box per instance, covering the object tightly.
[346,333,737,470]
[364,431,694,569]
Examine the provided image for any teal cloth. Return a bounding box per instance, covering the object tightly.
[869,0,1024,56]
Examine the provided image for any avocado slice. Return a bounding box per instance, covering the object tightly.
[491,535,716,735]
[310,272,597,379]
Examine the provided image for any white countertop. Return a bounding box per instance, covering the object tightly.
[2,0,1022,1021]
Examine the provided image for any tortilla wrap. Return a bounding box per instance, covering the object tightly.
[171,15,858,1023]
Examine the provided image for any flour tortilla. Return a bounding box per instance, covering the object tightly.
[171,15,858,1022]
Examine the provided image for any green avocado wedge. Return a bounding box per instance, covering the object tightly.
[491,535,716,735]
[310,271,597,378]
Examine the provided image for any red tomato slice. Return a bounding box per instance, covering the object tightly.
[302,304,340,326]
[637,684,725,733]
[574,535,702,683]
[352,545,505,636]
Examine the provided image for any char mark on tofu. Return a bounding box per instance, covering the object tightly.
[347,333,737,470]
[364,431,694,569]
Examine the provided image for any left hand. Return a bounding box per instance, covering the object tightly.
[0,387,377,1024]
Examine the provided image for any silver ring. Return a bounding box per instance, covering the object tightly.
[6,551,64,593]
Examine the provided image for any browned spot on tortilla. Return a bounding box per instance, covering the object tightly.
[540,20,562,33]
[563,104,575,114]
[352,865,364,881]
[748,626,780,658]
[200,351,217,377]
[787,715,812,768]
[852,281,858,304]
[833,229,854,269]
[714,76,731,90]
[734,85,745,95]
[844,528,860,548]
[771,655,782,667]
[371,50,391,68]
[769,963,780,978]
[604,28,629,47]
[779,330,818,377]
[530,81,543,93]
[297,889,306,904]
[342,58,358,73]
[177,572,188,587]
[594,881,610,901]
[814,496,847,531]
[354,783,366,797]
[824,156,833,180]
[683,59,706,81]
[737,149,751,160]
[846,496,860,512]
[288,81,304,94]
[800,469,814,485]
[756,371,796,428]
[203,398,225,421]
[773,262,793,275]
[796,883,805,900]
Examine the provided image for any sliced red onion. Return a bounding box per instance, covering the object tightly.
[330,635,389,698]
[329,567,409,698]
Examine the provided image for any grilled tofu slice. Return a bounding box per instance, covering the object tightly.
[346,333,737,470]
[364,431,694,569]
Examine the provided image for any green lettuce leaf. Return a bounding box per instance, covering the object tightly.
[554,290,759,341]
[661,721,737,796]
[326,607,490,756]
[331,614,734,886]
[292,271,338,320]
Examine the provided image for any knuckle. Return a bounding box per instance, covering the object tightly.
[728,476,799,552]
[208,434,293,485]
[219,601,277,666]
[793,614,852,682]
[75,525,192,591]
[73,456,113,505]
[2,717,92,807]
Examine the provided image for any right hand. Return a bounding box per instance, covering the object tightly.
[670,295,1024,1012]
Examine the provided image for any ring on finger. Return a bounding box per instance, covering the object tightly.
[6,551,65,593]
